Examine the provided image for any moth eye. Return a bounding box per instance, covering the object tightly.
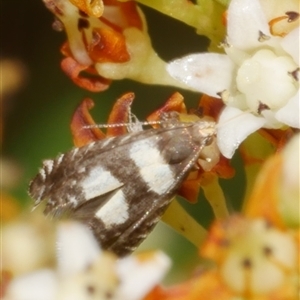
[204,136,214,146]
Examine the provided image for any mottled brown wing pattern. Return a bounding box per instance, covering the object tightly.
[29,121,216,256]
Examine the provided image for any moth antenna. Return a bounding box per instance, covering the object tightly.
[82,120,164,130]
[83,110,194,132]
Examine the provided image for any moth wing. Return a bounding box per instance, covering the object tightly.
[106,161,198,251]
[105,125,212,251]
[106,191,174,253]
[72,187,123,221]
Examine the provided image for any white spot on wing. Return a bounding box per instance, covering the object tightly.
[78,166,86,173]
[35,185,45,200]
[129,138,174,195]
[119,134,132,143]
[48,198,55,206]
[39,168,46,181]
[99,137,113,148]
[83,141,96,154]
[140,165,175,195]
[43,160,54,173]
[81,166,122,200]
[68,196,78,206]
[56,154,64,165]
[95,190,129,228]
[71,147,79,159]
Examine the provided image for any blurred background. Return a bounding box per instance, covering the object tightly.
[2,0,245,283]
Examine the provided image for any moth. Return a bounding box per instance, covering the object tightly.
[29,112,216,256]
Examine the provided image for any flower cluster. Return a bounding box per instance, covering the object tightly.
[167,0,299,158]
[3,219,171,300]
[42,0,185,91]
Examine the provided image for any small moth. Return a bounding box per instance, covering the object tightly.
[29,111,216,256]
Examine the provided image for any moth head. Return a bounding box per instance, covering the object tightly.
[193,121,220,172]
[203,135,214,147]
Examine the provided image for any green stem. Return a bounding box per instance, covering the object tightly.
[202,174,230,219]
[162,199,207,248]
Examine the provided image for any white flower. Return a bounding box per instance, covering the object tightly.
[4,221,170,300]
[219,217,297,294]
[167,0,299,158]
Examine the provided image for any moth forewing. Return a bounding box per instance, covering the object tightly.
[29,119,216,256]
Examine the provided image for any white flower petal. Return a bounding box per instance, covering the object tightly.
[275,90,300,128]
[227,0,270,50]
[220,219,297,294]
[115,251,171,300]
[2,220,54,275]
[217,106,266,158]
[236,49,297,111]
[280,26,300,64]
[167,53,234,97]
[5,270,57,300]
[260,109,284,129]
[225,46,250,66]
[56,222,101,277]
